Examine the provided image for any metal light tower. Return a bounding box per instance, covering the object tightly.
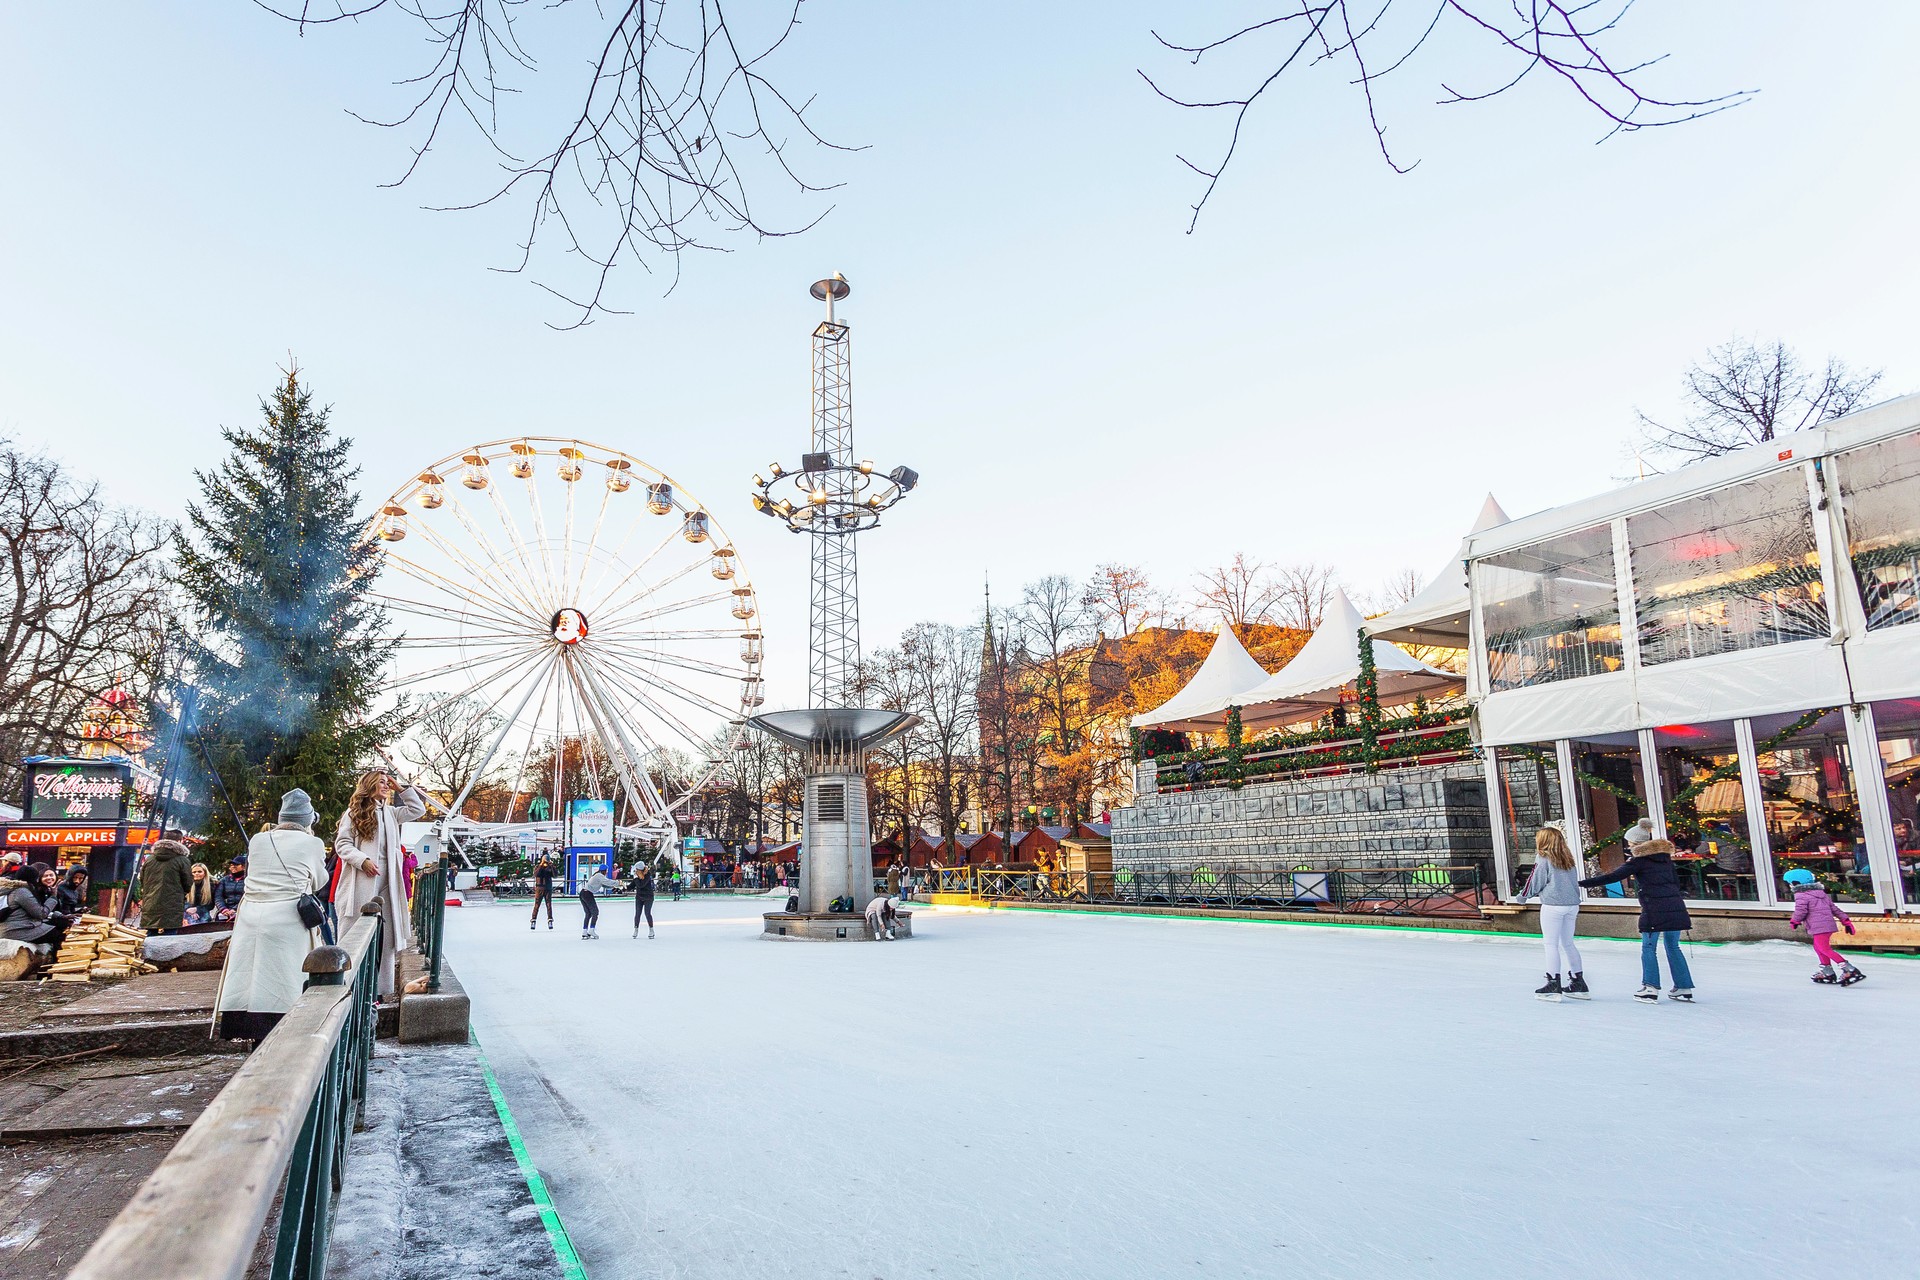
[748,275,921,934]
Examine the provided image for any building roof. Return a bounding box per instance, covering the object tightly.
[1132,625,1273,731]
[1365,494,1508,647]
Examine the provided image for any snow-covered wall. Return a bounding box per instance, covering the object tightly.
[1111,760,1491,871]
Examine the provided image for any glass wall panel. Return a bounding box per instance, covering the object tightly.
[1872,698,1920,905]
[1628,469,1826,665]
[1474,524,1622,691]
[1651,721,1758,901]
[1749,708,1874,903]
[1568,736,1648,897]
[1835,431,1920,630]
[1495,744,1564,892]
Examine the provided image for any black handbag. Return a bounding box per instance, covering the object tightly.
[266,834,328,931]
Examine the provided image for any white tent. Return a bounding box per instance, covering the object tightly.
[1131,625,1272,732]
[1184,589,1463,732]
[1364,493,1509,647]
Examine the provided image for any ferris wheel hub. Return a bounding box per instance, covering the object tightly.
[550,608,590,646]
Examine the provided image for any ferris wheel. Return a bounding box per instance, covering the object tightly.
[359,438,763,847]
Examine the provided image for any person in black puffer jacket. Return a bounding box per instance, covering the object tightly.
[1580,838,1696,1003]
[631,866,656,939]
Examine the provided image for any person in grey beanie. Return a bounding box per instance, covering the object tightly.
[214,788,330,1043]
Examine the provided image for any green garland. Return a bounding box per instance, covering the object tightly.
[1152,707,1467,768]
[1225,706,1246,790]
[1356,627,1382,773]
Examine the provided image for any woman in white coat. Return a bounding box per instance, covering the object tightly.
[334,769,427,997]
[214,789,330,1043]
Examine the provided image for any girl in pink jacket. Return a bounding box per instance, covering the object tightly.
[1784,869,1865,986]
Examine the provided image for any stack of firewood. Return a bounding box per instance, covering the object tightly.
[46,915,156,982]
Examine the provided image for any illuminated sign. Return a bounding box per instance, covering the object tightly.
[25,761,127,822]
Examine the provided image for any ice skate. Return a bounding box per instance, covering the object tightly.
[632,928,638,939]
[648,927,655,938]
[1564,973,1590,1000]
[1633,985,1659,1004]
[1534,974,1562,1002]
[547,919,553,930]
[1840,966,1866,986]
[1813,965,1838,984]
[1668,988,1694,1002]
[529,920,536,931]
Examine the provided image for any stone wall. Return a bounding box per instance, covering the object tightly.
[1112,759,1492,870]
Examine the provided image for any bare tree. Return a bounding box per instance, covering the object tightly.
[1638,337,1884,464]
[1017,576,1097,826]
[0,440,168,800]
[264,1,852,327]
[1144,3,1753,230]
[1268,561,1339,631]
[894,622,979,849]
[1193,552,1279,631]
[401,694,505,804]
[1083,563,1169,636]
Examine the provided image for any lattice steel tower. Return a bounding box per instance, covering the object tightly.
[809,276,859,706]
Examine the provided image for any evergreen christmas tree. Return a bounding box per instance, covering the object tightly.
[173,367,396,857]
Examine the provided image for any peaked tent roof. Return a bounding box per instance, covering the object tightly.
[1178,589,1464,731]
[1131,625,1273,731]
[1365,494,1509,647]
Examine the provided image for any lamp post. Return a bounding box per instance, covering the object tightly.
[747,276,921,935]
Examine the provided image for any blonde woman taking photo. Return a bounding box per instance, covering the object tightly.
[1521,827,1588,1002]
[334,768,426,996]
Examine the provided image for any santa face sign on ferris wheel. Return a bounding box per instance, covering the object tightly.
[360,438,762,858]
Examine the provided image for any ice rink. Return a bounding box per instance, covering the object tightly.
[451,896,1920,1279]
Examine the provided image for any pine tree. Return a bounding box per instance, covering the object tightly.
[173,367,396,857]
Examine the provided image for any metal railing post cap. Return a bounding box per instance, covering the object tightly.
[303,945,353,986]
[362,897,384,916]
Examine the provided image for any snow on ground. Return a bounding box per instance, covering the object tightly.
[451,897,1920,1280]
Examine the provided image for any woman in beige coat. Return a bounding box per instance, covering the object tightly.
[334,769,427,996]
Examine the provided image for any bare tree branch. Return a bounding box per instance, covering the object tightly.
[261,0,856,327]
[1145,1,1754,230]
[1637,337,1884,465]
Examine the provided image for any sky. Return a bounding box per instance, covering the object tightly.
[4,2,1917,710]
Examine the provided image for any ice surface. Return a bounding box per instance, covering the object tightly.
[451,898,1920,1279]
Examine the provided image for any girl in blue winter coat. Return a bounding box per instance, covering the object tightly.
[1784,868,1865,986]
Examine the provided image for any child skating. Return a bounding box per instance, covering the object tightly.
[1784,868,1865,986]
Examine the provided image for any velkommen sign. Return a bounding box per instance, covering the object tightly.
[25,761,128,822]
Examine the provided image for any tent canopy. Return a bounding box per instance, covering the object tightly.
[1131,625,1272,731]
[1170,589,1464,733]
[1364,493,1508,647]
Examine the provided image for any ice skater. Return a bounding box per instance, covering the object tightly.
[1580,836,1696,1003]
[530,858,556,931]
[631,865,656,939]
[864,894,897,941]
[579,867,620,939]
[1520,826,1588,1001]
[1785,868,1865,986]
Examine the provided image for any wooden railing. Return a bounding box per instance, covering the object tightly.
[69,902,385,1280]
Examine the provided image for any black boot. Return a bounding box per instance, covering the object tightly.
[1534,974,1563,1002]
[1564,973,1590,1000]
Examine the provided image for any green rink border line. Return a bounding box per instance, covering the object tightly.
[472,1030,590,1280]
[966,902,1920,955]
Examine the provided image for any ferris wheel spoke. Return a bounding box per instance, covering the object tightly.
[597,653,741,722]
[521,470,562,615]
[598,588,733,631]
[589,638,741,680]
[371,595,531,641]
[559,459,579,608]
[569,482,615,610]
[571,653,674,815]
[481,479,556,618]
[592,557,708,630]
[564,656,666,822]
[409,519,544,622]
[386,639,547,695]
[443,647,563,821]
[501,657,565,828]
[437,494,551,621]
[580,525,682,623]
[380,548,544,628]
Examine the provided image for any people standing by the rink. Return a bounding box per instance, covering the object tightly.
[1520,827,1587,1001]
[578,867,619,939]
[333,768,428,997]
[138,839,194,934]
[1785,868,1866,986]
[530,857,557,930]
[1580,836,1696,1003]
[631,865,656,939]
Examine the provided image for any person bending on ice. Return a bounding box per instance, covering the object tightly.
[1784,868,1865,986]
[864,894,898,941]
[578,867,620,939]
